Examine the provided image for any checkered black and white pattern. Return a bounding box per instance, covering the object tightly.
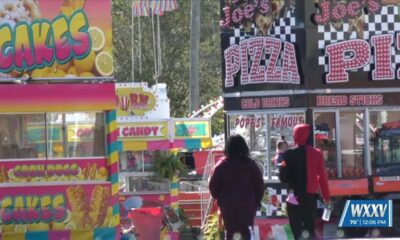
[229,9,297,46]
[257,187,288,218]
[318,6,400,72]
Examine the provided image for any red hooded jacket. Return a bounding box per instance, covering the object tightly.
[282,124,330,202]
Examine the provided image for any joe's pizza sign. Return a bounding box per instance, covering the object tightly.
[314,0,400,83]
[224,36,300,88]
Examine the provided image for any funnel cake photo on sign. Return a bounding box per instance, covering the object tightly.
[0,0,41,27]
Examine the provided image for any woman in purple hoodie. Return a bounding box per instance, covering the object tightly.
[209,135,265,240]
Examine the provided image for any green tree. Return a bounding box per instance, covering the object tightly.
[112,0,132,82]
[112,0,223,134]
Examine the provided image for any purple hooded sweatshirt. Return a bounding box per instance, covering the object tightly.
[209,157,264,239]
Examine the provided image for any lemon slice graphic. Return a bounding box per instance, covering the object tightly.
[95,51,114,76]
[65,222,77,230]
[88,26,105,52]
[14,224,27,232]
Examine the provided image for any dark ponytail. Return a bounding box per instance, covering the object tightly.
[277,136,287,150]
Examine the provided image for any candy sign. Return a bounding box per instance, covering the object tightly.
[118,121,169,141]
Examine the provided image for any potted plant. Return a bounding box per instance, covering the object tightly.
[153,150,186,180]
[154,150,186,239]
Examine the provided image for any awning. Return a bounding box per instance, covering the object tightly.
[0,83,116,112]
[121,138,213,151]
[132,0,179,16]
[118,119,213,151]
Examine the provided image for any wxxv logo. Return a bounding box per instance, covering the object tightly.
[339,200,393,228]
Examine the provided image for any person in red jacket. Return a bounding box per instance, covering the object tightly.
[209,134,264,240]
[279,124,330,240]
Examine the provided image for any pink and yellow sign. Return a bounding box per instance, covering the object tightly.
[0,183,116,233]
[0,0,113,79]
[117,87,157,117]
[67,124,95,142]
[0,158,108,183]
[119,121,169,141]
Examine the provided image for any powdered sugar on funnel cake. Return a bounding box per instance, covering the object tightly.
[0,0,41,78]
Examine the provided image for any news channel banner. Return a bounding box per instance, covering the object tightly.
[338,200,393,228]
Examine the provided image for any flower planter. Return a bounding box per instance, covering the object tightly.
[130,207,163,240]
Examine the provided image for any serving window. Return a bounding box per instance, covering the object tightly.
[227,111,305,181]
[313,108,400,178]
[0,112,105,160]
[369,110,400,175]
[228,113,266,175]
[118,150,169,194]
[314,112,337,177]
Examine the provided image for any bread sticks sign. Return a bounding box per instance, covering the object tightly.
[0,183,114,232]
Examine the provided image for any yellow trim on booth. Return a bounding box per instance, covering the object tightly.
[71,229,93,240]
[3,233,24,240]
[201,138,213,148]
[170,188,178,196]
[123,141,147,151]
[112,183,120,196]
[109,151,119,165]
[109,121,118,132]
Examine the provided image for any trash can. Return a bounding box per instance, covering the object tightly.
[129,207,163,240]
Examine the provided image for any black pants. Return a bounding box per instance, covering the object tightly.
[220,205,256,240]
[286,193,318,240]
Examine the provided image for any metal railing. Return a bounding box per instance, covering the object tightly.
[200,150,224,227]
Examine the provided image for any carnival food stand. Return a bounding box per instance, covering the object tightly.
[221,0,400,238]
[0,1,119,239]
[116,83,213,236]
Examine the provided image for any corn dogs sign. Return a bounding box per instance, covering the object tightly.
[0,159,108,183]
